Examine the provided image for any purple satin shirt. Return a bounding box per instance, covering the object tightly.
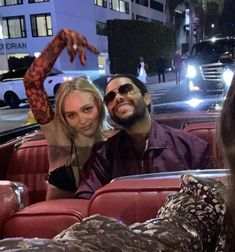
[76,120,213,199]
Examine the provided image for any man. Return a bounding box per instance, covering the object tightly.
[157,56,166,83]
[76,74,212,199]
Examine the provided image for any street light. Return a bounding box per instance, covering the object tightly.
[211,23,215,36]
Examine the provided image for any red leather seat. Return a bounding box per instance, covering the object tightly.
[5,130,119,205]
[6,139,49,204]
[88,176,180,225]
[1,122,226,239]
[183,122,216,146]
[183,122,223,168]
[3,176,180,238]
[3,199,88,239]
[3,170,227,239]
[0,181,28,238]
[5,122,222,207]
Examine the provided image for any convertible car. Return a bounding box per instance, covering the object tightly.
[0,103,226,242]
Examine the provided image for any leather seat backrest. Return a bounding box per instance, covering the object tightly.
[88,177,180,225]
[88,170,228,225]
[6,139,49,204]
[183,122,224,168]
[5,129,118,205]
[0,139,19,180]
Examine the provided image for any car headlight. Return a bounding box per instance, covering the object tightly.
[223,68,234,87]
[63,76,73,81]
[186,65,197,79]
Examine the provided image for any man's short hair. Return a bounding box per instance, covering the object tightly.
[105,73,151,112]
[106,74,148,95]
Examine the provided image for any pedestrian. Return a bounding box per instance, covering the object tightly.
[172,49,182,85]
[156,56,166,83]
[76,73,213,199]
[137,56,147,83]
[23,28,110,200]
[105,57,110,75]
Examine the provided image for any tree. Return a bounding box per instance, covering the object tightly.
[186,0,224,38]
[107,20,175,74]
[165,0,185,28]
[219,0,235,36]
[203,0,224,36]
[165,0,225,41]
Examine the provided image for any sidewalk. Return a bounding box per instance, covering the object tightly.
[146,71,175,84]
[146,71,189,103]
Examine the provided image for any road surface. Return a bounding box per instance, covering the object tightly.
[0,78,222,133]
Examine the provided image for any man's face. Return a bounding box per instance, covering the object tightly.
[104,77,150,127]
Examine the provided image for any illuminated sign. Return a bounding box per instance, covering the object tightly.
[0,42,27,50]
[185,9,190,31]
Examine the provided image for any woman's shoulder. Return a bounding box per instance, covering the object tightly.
[152,173,227,250]
[42,120,69,145]
[158,172,227,224]
[180,173,227,199]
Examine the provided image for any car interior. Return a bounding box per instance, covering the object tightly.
[0,112,227,239]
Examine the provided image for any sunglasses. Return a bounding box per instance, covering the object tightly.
[104,83,135,105]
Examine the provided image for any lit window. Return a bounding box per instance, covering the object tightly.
[29,0,49,2]
[110,0,129,14]
[119,0,125,12]
[2,16,26,38]
[30,13,52,37]
[0,0,22,6]
[94,0,107,7]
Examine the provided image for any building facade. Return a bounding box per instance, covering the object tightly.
[0,0,166,72]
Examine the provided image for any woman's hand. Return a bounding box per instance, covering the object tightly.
[61,28,99,65]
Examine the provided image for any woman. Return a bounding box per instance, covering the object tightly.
[138,56,147,83]
[23,28,109,200]
[219,74,235,250]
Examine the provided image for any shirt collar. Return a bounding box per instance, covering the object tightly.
[147,120,169,150]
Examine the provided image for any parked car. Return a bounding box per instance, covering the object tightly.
[185,36,235,94]
[0,67,66,108]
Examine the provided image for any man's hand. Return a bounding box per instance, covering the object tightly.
[62,28,99,65]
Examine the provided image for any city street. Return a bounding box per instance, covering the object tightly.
[0,74,183,133]
[0,72,223,132]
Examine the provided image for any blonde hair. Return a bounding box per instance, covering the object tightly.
[55,77,107,140]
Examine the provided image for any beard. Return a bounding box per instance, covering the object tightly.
[110,98,147,128]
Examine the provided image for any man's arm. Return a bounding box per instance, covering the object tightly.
[188,135,214,169]
[75,142,112,199]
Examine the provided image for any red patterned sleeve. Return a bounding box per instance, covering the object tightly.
[23,29,99,125]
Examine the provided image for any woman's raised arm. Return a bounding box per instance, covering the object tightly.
[23,29,99,124]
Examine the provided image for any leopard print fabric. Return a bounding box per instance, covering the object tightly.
[23,29,99,125]
[0,216,166,252]
[0,174,227,251]
[130,173,227,251]
[55,173,227,251]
